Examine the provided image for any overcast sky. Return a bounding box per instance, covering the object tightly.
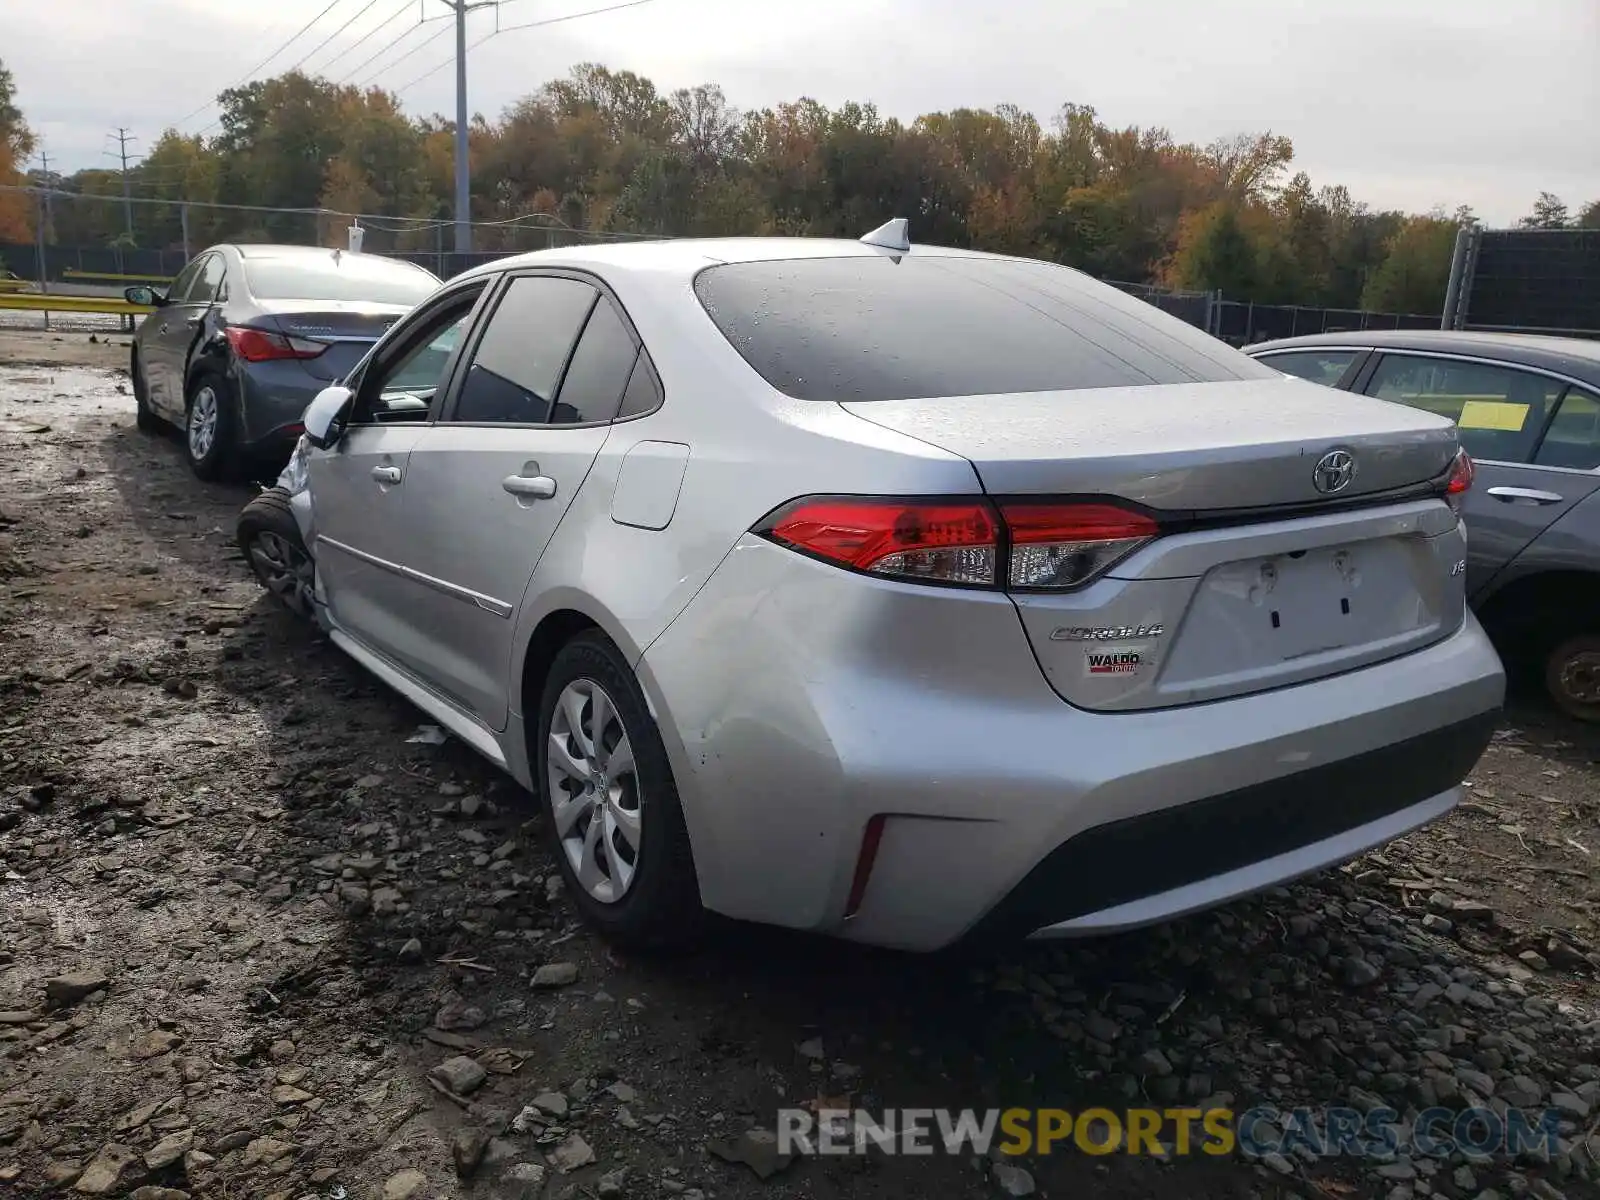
[9,0,1598,226]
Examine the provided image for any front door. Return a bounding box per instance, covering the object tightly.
[1360,353,1600,596]
[384,273,645,729]
[143,254,208,420]
[310,286,485,664]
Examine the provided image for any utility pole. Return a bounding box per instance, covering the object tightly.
[437,0,496,254]
[108,127,140,242]
[37,146,53,243]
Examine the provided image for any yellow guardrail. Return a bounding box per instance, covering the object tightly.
[0,293,153,315]
[62,269,173,284]
[0,278,30,292]
[0,292,152,332]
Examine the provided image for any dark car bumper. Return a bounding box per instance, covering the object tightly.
[233,361,326,461]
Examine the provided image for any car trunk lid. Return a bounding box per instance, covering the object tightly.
[254,301,411,382]
[842,378,1468,711]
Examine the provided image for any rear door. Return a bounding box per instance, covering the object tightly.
[381,271,643,729]
[1357,352,1600,597]
[309,282,488,661]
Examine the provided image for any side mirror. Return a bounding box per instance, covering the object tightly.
[124,285,163,307]
[303,385,353,450]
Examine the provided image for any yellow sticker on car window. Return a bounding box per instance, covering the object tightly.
[1458,400,1530,431]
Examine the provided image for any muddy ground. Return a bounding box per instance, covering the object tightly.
[3,332,1600,1200]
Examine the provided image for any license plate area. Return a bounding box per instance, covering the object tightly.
[1172,536,1435,676]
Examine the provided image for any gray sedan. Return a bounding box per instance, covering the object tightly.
[126,245,439,479]
[1247,330,1600,720]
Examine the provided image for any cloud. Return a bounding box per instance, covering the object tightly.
[9,0,1598,224]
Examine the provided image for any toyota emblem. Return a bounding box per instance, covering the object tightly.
[1312,449,1356,495]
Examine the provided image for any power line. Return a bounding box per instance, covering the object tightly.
[170,0,348,129]
[308,0,416,75]
[334,16,434,83]
[497,0,659,35]
[281,0,388,78]
[393,0,663,95]
[355,21,454,86]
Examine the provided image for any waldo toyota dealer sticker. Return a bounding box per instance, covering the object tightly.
[1085,649,1142,676]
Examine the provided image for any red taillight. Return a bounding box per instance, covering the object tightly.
[1001,502,1159,590]
[1445,449,1474,514]
[765,498,999,586]
[759,497,1159,590]
[225,326,328,363]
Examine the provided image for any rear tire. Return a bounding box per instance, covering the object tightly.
[237,488,316,621]
[185,367,238,481]
[1545,635,1600,723]
[132,352,164,434]
[535,631,704,952]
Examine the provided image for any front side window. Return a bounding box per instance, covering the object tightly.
[693,255,1276,404]
[167,256,205,303]
[1363,354,1563,463]
[353,288,483,424]
[187,254,227,306]
[1256,349,1360,388]
[453,275,597,424]
[1536,387,1600,470]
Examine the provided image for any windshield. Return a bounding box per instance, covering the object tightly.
[244,254,439,306]
[693,255,1275,403]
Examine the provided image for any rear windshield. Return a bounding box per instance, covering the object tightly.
[693,255,1276,403]
[244,254,439,305]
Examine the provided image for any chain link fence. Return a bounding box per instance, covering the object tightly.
[1444,227,1600,339]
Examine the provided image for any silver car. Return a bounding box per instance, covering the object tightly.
[1247,331,1600,721]
[126,245,440,480]
[236,227,1505,952]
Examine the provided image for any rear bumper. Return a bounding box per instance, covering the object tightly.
[234,361,320,454]
[638,536,1506,952]
[986,710,1494,941]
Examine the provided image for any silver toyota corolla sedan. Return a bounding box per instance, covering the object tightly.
[236,224,1505,952]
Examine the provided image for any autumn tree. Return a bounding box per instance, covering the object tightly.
[1361,214,1457,315]
[0,58,35,243]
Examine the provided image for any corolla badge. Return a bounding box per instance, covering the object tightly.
[1312,449,1356,495]
[1049,624,1164,642]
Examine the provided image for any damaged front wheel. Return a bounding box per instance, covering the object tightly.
[238,487,316,620]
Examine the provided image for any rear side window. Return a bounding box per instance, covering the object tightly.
[693,255,1275,403]
[1256,349,1360,387]
[453,276,597,424]
[1537,387,1600,470]
[618,350,663,419]
[187,254,226,305]
[1363,354,1563,463]
[551,297,638,424]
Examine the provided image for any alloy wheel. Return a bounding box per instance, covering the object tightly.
[247,530,315,619]
[547,678,641,904]
[188,386,219,460]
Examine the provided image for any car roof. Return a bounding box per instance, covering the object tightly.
[1246,328,1600,386]
[450,236,1001,285]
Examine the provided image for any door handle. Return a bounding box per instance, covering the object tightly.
[371,465,402,485]
[185,315,203,329]
[502,474,557,500]
[1486,485,1563,505]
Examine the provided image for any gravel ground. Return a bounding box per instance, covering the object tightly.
[4,337,1600,1200]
